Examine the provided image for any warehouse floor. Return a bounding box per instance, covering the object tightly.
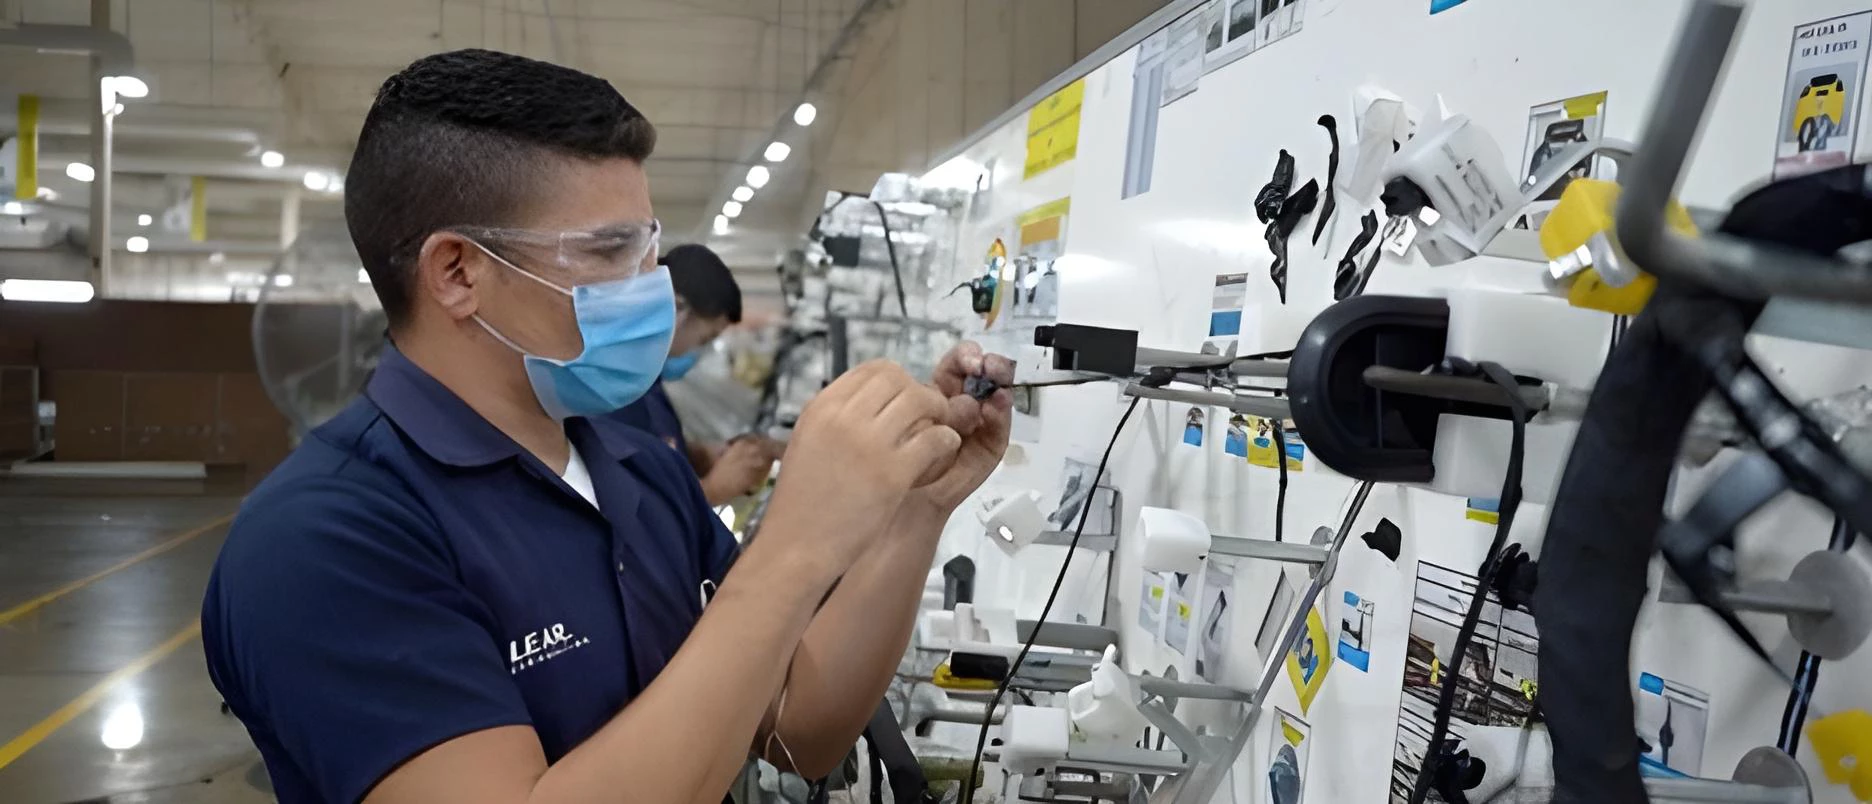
[0,474,272,804]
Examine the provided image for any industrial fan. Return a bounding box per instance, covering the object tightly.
[252,227,386,436]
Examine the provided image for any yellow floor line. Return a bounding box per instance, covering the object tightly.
[0,619,203,771]
[0,512,234,627]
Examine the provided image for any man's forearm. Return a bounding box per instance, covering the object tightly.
[766,504,947,776]
[532,532,839,804]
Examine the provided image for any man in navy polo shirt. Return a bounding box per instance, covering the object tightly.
[201,49,1013,804]
[610,242,778,504]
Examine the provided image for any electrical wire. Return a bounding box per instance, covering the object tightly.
[1406,362,1529,804]
[867,199,911,319]
[963,396,1143,799]
[1777,516,1857,752]
[1270,418,1290,542]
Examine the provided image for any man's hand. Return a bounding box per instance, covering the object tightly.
[904,342,1015,519]
[700,440,775,505]
[763,360,962,561]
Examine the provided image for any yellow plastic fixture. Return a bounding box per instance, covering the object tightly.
[1538,179,1696,316]
[1808,709,1872,801]
[932,661,1000,691]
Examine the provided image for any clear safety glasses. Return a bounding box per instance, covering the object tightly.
[453,219,663,281]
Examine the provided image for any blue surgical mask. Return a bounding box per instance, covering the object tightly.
[661,350,702,381]
[472,242,675,419]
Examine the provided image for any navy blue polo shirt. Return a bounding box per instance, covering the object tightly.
[201,346,738,804]
[608,378,689,457]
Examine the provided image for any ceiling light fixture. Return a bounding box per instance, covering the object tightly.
[713,214,731,235]
[65,162,95,182]
[260,150,285,168]
[357,269,371,284]
[0,279,95,303]
[722,200,744,219]
[137,213,152,227]
[1,202,24,216]
[763,142,791,163]
[272,274,294,288]
[793,102,817,126]
[302,171,329,191]
[125,236,149,253]
[731,186,754,203]
[746,165,771,189]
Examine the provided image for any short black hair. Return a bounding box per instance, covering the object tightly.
[665,244,742,324]
[345,49,657,326]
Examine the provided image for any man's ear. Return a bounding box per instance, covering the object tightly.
[416,232,482,322]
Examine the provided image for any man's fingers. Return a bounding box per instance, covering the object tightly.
[932,341,986,396]
[904,424,963,487]
[940,394,985,437]
[842,360,910,417]
[981,353,1016,387]
[879,381,952,435]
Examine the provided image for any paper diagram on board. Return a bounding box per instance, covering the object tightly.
[1196,560,1237,682]
[1389,562,1540,802]
[1636,672,1710,778]
[1337,590,1375,672]
[1774,12,1872,179]
[1516,91,1609,229]
[1268,708,1311,804]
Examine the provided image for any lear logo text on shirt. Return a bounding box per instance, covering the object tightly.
[508,622,590,674]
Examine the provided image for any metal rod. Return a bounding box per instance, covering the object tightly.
[1228,359,1291,378]
[1123,383,1292,419]
[1136,676,1254,703]
[1031,531,1116,551]
[1135,346,1236,370]
[1210,535,1328,565]
[1014,621,1119,653]
[1362,366,1547,410]
[1659,579,1833,616]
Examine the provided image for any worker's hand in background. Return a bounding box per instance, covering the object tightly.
[700,439,775,505]
[901,341,1014,520]
[764,360,961,559]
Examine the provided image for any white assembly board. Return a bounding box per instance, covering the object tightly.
[912,0,1872,802]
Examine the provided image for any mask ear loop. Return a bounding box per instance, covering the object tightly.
[469,239,574,297]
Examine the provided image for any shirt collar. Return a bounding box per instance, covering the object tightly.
[366,344,639,467]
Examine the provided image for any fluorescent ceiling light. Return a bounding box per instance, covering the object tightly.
[260,150,285,168]
[65,162,95,182]
[0,279,95,303]
[722,200,744,219]
[713,214,731,235]
[273,274,294,288]
[357,268,371,284]
[746,165,770,189]
[763,142,791,163]
[1,202,24,216]
[793,103,817,126]
[137,213,152,227]
[731,186,754,203]
[302,171,329,191]
[105,76,149,98]
[125,236,149,253]
[209,252,226,265]
[109,103,124,117]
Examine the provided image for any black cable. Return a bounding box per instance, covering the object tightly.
[1407,362,1529,804]
[1777,516,1857,752]
[867,199,910,319]
[1270,418,1289,543]
[963,396,1142,799]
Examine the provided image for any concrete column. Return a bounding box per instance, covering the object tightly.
[87,0,113,296]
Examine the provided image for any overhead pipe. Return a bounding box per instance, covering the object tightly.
[0,24,136,75]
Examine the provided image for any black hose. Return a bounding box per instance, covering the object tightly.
[1406,362,1529,804]
[1271,419,1289,542]
[867,199,910,319]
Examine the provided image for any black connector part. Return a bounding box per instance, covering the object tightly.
[964,374,1001,401]
[1489,544,1538,614]
[1381,176,1432,219]
[1361,517,1403,562]
[948,653,1010,683]
[1034,323,1140,376]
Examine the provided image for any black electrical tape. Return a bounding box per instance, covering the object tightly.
[1313,115,1340,246]
[1255,150,1296,223]
[1266,179,1320,305]
[1380,176,1431,218]
[1334,212,1381,301]
[964,374,1001,401]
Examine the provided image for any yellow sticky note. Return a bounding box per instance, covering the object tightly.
[1809,709,1872,800]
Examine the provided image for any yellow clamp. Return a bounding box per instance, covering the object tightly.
[1810,709,1872,801]
[1538,179,1696,316]
[932,661,1000,691]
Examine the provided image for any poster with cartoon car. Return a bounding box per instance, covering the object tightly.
[1775,12,1872,179]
